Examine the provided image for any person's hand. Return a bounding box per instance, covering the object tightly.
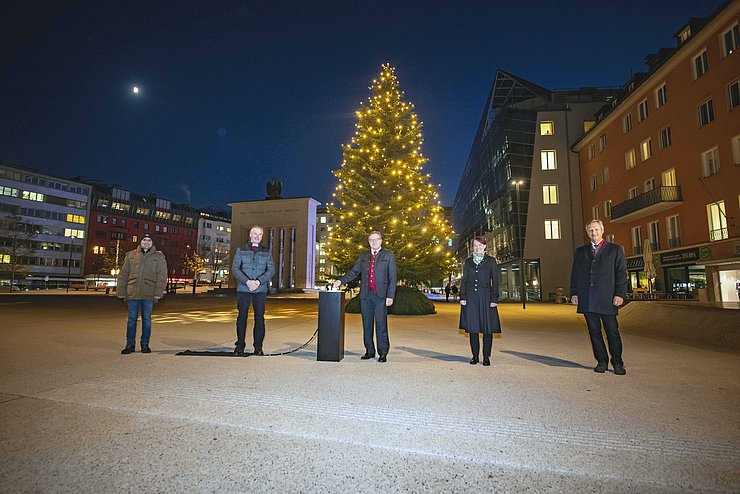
[490,302,497,308]
[571,295,578,305]
[246,280,260,291]
[385,298,393,307]
[460,300,466,306]
[154,296,161,300]
[613,295,624,307]
[333,280,341,290]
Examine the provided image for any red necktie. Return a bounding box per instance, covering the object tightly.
[368,251,377,292]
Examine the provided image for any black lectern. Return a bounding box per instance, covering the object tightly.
[317,291,345,361]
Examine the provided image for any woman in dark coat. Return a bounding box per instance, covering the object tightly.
[459,236,501,366]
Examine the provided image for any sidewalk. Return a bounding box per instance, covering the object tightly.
[1,295,738,493]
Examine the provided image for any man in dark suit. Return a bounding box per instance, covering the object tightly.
[333,231,397,362]
[570,220,628,375]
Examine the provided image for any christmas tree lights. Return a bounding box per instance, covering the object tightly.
[327,64,455,285]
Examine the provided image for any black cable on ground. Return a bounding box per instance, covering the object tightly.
[176,327,319,357]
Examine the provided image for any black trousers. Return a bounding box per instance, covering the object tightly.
[470,333,493,358]
[360,292,390,356]
[236,292,266,350]
[583,312,623,366]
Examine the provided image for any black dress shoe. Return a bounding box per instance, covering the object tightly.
[254,349,264,356]
[613,364,626,375]
[469,357,479,365]
[594,362,608,373]
[378,354,387,363]
[482,356,490,366]
[121,345,135,355]
[234,345,245,356]
[361,353,375,360]
[141,344,151,353]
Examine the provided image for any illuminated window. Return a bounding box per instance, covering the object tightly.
[625,149,636,169]
[540,121,554,135]
[66,214,85,224]
[64,228,84,238]
[22,191,44,202]
[707,201,727,241]
[662,168,677,186]
[544,220,561,240]
[541,150,557,170]
[542,185,558,205]
[0,254,10,264]
[0,186,19,197]
[640,138,653,161]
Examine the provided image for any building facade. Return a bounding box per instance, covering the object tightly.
[452,71,619,302]
[0,161,90,288]
[573,1,740,302]
[84,183,199,279]
[315,205,338,287]
[196,211,231,284]
[230,197,320,291]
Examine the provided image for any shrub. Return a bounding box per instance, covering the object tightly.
[344,286,436,315]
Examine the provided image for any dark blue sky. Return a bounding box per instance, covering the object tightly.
[0,0,725,210]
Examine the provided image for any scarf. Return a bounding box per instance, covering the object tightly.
[472,253,485,265]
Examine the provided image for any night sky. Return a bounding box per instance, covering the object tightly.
[0,0,725,211]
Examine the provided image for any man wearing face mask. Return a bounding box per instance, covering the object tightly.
[117,234,168,354]
[231,225,275,356]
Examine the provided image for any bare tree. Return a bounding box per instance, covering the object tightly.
[0,213,37,286]
[198,240,229,283]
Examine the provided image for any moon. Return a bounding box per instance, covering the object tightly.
[132,86,139,94]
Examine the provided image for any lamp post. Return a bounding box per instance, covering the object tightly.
[65,236,77,293]
[511,180,526,309]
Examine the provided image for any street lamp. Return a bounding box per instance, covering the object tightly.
[511,179,526,309]
[65,236,77,293]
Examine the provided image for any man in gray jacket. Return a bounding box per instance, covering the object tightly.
[117,234,167,354]
[231,225,275,356]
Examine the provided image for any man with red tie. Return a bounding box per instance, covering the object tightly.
[570,220,628,375]
[334,231,397,362]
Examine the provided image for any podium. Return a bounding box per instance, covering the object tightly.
[317,291,345,361]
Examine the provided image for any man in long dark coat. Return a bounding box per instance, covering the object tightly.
[570,220,628,375]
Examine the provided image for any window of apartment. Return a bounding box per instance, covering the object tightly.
[659,126,672,150]
[92,246,103,255]
[640,138,653,161]
[698,98,715,127]
[629,186,639,199]
[541,150,557,170]
[644,178,656,192]
[732,134,740,165]
[667,215,681,248]
[701,147,721,177]
[132,235,138,243]
[601,166,610,185]
[599,133,607,152]
[655,83,667,108]
[721,22,740,58]
[66,214,85,224]
[544,220,561,240]
[64,228,84,239]
[728,79,740,110]
[625,148,637,169]
[662,168,677,186]
[587,144,596,160]
[638,99,649,122]
[155,225,161,232]
[592,205,599,220]
[0,186,19,197]
[693,49,709,79]
[648,221,660,250]
[540,121,554,135]
[604,200,612,218]
[542,185,558,204]
[163,226,168,233]
[707,201,728,241]
[95,231,106,239]
[622,113,633,133]
[589,175,598,191]
[22,191,44,202]
[143,223,149,230]
[111,232,125,240]
[631,226,643,254]
[111,217,117,225]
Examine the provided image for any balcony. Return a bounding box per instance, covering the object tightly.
[611,186,683,222]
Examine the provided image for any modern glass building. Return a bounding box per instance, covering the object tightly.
[452,71,619,302]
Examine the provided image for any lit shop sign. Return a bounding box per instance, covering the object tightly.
[659,247,710,265]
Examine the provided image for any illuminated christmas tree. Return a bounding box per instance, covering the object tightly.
[328,64,454,286]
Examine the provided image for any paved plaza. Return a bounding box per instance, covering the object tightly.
[1,293,739,493]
